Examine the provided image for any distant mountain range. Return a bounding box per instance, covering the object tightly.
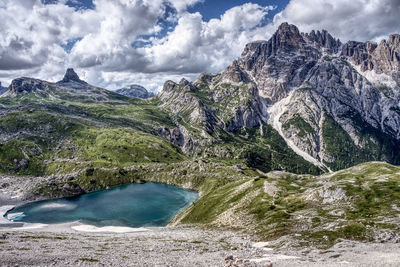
[115,85,154,99]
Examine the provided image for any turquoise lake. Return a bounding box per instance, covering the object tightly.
[5,182,198,227]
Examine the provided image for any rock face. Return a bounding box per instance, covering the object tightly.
[8,78,46,94]
[115,84,154,99]
[235,23,400,170]
[342,35,400,82]
[158,22,400,171]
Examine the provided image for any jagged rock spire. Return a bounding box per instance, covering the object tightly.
[60,68,85,83]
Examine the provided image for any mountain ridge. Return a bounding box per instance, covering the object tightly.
[155,22,400,171]
[0,22,399,176]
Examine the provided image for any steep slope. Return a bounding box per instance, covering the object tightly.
[156,23,400,171]
[157,77,321,174]
[237,23,400,171]
[115,84,154,99]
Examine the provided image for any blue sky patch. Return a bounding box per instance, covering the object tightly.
[61,37,83,53]
[188,0,289,21]
[42,0,94,10]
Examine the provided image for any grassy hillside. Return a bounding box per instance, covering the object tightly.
[0,98,183,177]
[171,162,400,247]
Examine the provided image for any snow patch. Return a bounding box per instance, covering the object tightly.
[17,224,47,230]
[352,64,397,88]
[252,241,272,248]
[249,254,300,263]
[7,212,24,221]
[0,205,15,224]
[72,224,150,233]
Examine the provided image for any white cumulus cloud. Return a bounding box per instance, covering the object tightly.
[272,0,400,42]
[1,0,399,92]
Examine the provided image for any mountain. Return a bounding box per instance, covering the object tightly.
[156,22,400,172]
[3,68,128,103]
[0,82,7,96]
[1,24,400,246]
[115,84,154,99]
[1,24,399,178]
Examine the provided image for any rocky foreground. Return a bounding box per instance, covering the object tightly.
[1,223,400,266]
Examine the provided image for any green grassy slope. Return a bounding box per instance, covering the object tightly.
[0,95,184,177]
[173,161,400,247]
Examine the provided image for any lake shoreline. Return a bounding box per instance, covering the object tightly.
[2,182,198,228]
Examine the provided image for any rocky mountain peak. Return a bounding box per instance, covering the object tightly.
[179,78,190,86]
[303,29,342,53]
[276,22,302,38]
[59,68,86,84]
[194,72,213,86]
[162,80,179,93]
[222,60,250,83]
[388,34,400,46]
[273,22,305,51]
[342,34,400,76]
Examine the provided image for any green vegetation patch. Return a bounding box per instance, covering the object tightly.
[282,114,314,138]
[322,113,400,170]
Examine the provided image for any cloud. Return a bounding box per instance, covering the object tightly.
[170,0,203,13]
[68,2,275,90]
[1,0,399,92]
[137,3,275,74]
[272,0,400,42]
[69,0,166,70]
[0,0,210,90]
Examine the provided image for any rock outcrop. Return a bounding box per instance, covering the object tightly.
[342,34,400,82]
[58,68,86,84]
[8,78,47,94]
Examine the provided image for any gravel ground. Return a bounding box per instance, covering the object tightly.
[1,223,400,267]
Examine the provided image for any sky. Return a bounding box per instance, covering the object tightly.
[0,0,399,92]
